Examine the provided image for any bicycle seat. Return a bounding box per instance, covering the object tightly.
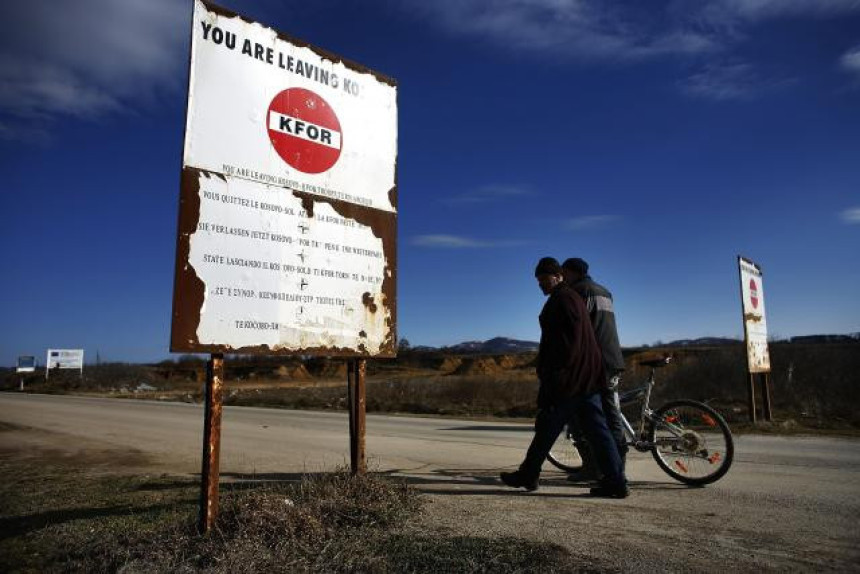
[639,356,673,368]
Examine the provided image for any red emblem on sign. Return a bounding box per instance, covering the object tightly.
[749,278,759,309]
[267,88,342,174]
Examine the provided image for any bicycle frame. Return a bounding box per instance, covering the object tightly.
[550,356,735,485]
[563,359,703,451]
[616,366,675,451]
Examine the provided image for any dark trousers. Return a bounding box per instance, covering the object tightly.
[519,392,626,487]
[571,376,628,471]
[603,375,629,463]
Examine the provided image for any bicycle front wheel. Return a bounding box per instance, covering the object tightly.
[546,426,583,473]
[648,399,734,486]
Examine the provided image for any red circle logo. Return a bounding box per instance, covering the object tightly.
[749,279,759,309]
[267,88,342,174]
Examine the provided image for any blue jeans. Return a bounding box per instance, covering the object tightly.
[570,375,628,471]
[520,392,626,487]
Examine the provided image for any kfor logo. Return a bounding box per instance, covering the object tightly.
[267,88,342,174]
[749,278,759,309]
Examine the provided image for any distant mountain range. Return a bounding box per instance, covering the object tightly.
[444,337,540,354]
[410,333,859,354]
[653,337,740,347]
[411,337,539,354]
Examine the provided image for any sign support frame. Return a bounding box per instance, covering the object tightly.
[738,256,774,423]
[746,374,757,424]
[199,353,224,534]
[177,0,397,531]
[347,359,367,475]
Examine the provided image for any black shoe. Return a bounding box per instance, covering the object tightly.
[500,471,539,492]
[589,483,630,499]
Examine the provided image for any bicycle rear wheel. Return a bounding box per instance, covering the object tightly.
[546,426,583,473]
[648,399,734,486]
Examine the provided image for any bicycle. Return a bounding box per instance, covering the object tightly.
[547,356,734,486]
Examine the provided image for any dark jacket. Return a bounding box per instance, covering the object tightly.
[569,275,625,375]
[536,283,605,407]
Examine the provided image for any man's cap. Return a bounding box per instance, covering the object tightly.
[535,257,562,277]
[562,257,589,275]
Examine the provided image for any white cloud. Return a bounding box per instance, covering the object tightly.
[679,61,795,101]
[0,0,189,140]
[412,235,490,248]
[702,0,860,23]
[445,184,533,204]
[401,0,720,62]
[840,45,860,78]
[565,215,619,230]
[401,0,860,63]
[840,207,860,224]
[411,234,527,248]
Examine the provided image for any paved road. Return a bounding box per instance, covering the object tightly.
[2,393,859,572]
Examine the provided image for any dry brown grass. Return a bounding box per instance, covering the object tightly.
[4,342,858,429]
[0,430,589,573]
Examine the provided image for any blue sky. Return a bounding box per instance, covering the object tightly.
[1,0,859,365]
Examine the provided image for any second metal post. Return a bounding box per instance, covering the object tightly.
[347,359,367,474]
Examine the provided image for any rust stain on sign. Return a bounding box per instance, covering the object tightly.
[301,196,315,218]
[362,292,379,313]
[171,169,397,357]
[171,167,209,352]
[292,190,397,355]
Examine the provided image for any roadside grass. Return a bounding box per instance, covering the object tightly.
[5,342,857,433]
[226,373,539,419]
[0,433,590,573]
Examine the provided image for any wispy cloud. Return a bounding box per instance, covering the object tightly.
[401,0,860,103]
[411,234,527,248]
[565,215,620,231]
[840,207,860,224]
[679,61,795,101]
[401,1,860,63]
[701,0,860,24]
[401,1,720,63]
[840,45,860,80]
[412,235,490,248]
[0,0,188,141]
[445,184,533,204]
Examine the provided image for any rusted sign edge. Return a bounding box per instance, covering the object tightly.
[170,166,397,358]
[171,167,208,353]
[199,0,398,88]
[292,189,398,356]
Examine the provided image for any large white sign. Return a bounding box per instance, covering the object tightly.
[46,349,84,371]
[738,257,770,373]
[189,174,389,351]
[172,1,397,357]
[183,0,397,213]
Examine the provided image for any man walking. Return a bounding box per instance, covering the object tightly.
[562,258,627,477]
[500,257,628,498]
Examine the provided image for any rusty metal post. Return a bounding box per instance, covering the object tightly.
[760,373,773,422]
[747,373,757,424]
[347,360,355,464]
[348,359,367,474]
[199,353,224,534]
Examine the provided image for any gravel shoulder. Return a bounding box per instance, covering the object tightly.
[1,395,859,572]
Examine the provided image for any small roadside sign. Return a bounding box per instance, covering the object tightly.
[16,356,36,373]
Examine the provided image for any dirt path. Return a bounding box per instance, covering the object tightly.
[1,394,859,572]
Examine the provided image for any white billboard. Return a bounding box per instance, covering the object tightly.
[183,0,397,213]
[46,349,84,373]
[171,1,397,357]
[738,257,770,373]
[17,356,36,373]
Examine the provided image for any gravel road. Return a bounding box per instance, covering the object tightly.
[1,393,858,572]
